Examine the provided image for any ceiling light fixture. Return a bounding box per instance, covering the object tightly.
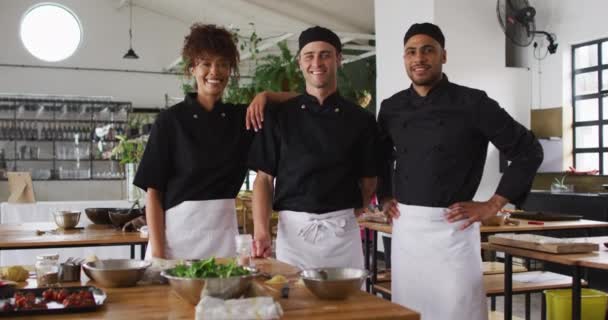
[123,0,139,59]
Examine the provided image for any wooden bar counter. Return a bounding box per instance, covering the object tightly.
[0,223,147,249]
[15,258,419,320]
[0,222,147,260]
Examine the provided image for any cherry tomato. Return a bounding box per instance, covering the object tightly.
[24,292,36,303]
[62,298,72,307]
[55,289,68,302]
[42,288,55,301]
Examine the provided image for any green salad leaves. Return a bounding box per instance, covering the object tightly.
[170,257,251,278]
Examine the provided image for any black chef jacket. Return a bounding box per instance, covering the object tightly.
[377,75,543,207]
[133,93,253,211]
[248,92,378,214]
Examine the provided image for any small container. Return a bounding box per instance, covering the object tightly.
[59,263,81,282]
[36,254,59,286]
[52,210,81,229]
[235,234,253,267]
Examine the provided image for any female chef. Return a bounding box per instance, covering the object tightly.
[134,23,295,259]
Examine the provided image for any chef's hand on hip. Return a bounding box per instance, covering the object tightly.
[446,195,508,230]
[382,198,400,223]
[246,91,267,131]
[253,234,272,258]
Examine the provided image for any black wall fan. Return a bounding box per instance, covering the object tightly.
[496,0,558,54]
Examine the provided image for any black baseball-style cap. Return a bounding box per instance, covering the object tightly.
[299,26,342,53]
[403,22,445,48]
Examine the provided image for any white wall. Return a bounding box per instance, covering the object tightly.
[374,0,433,104]
[0,0,186,108]
[530,0,608,110]
[0,0,189,201]
[527,0,608,169]
[375,0,532,202]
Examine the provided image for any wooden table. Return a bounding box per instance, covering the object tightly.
[487,236,608,320]
[14,258,420,320]
[0,222,147,259]
[360,218,608,235]
[372,271,580,298]
[359,219,608,291]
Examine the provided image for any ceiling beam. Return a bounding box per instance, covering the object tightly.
[116,0,129,10]
[166,57,183,72]
[245,0,369,34]
[241,33,294,61]
[342,50,375,65]
[343,44,375,51]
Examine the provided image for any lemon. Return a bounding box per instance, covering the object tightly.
[265,274,288,285]
[1,265,29,282]
[84,254,99,263]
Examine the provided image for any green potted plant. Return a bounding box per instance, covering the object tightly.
[550,175,574,193]
[111,135,147,202]
[252,41,304,92]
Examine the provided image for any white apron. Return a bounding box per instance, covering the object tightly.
[276,208,364,270]
[391,203,487,320]
[145,199,238,260]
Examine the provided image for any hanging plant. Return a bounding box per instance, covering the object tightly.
[177,57,196,95]
[224,23,262,104]
[252,41,304,92]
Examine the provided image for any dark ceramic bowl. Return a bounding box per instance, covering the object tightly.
[108,208,144,228]
[84,208,113,225]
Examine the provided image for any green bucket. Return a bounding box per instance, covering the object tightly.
[545,288,608,320]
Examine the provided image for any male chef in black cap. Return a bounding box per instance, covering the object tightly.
[248,26,378,270]
[378,23,543,320]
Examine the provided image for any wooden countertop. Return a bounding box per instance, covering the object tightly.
[487,236,608,270]
[359,219,608,234]
[0,222,147,249]
[14,259,419,320]
[373,271,581,296]
[574,236,608,269]
[483,271,583,295]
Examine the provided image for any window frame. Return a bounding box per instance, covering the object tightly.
[571,37,608,173]
[20,2,83,62]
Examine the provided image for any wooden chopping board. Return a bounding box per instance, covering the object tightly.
[488,234,599,254]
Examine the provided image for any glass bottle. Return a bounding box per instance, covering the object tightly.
[41,123,49,141]
[235,234,253,267]
[0,121,6,140]
[36,254,59,286]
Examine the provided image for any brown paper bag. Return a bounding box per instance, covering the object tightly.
[7,172,35,203]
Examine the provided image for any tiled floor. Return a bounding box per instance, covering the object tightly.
[490,293,543,319]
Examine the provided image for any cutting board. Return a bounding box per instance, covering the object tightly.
[488,234,599,254]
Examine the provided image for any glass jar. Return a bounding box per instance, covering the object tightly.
[36,254,59,286]
[235,234,253,267]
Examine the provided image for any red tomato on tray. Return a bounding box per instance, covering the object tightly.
[0,286,105,316]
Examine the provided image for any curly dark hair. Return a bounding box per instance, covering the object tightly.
[182,24,239,79]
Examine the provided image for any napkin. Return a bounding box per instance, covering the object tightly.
[195,296,283,320]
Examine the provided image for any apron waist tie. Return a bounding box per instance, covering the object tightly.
[297,216,347,244]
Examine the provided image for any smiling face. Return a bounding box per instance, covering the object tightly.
[403,34,446,90]
[191,54,231,99]
[298,41,341,92]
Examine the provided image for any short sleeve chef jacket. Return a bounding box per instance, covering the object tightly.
[377,75,543,207]
[133,93,253,211]
[247,92,378,214]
